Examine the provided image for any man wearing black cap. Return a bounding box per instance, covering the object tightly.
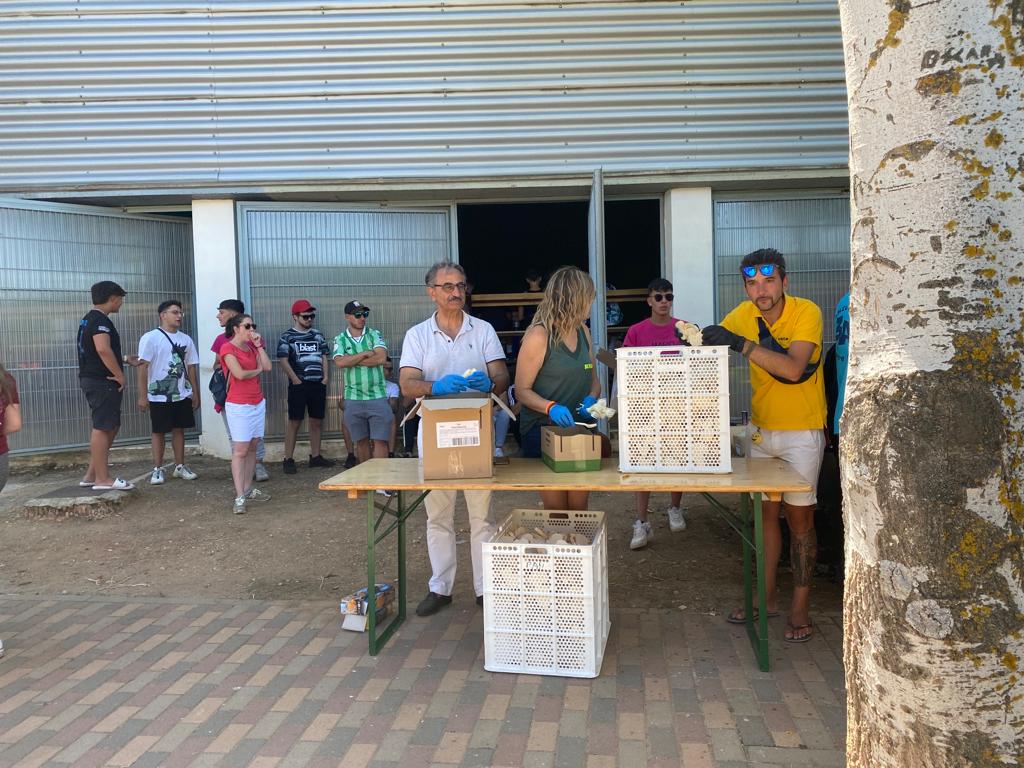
[77,280,139,491]
[213,298,269,481]
[332,300,392,469]
[277,299,334,473]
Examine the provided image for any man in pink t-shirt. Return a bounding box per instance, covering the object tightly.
[623,278,688,550]
[214,299,269,482]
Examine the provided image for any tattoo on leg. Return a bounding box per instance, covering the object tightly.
[791,528,818,587]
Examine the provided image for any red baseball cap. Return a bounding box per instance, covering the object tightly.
[291,299,316,314]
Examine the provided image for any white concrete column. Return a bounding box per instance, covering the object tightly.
[192,199,237,459]
[664,187,715,326]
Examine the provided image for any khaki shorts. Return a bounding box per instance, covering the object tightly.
[750,427,825,506]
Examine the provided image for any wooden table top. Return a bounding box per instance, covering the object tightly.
[319,458,811,500]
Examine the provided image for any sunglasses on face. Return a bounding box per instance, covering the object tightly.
[432,282,467,294]
[741,264,780,279]
[299,313,316,320]
[242,323,256,330]
[651,293,674,303]
[351,310,370,318]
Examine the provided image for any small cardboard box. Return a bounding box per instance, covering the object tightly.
[341,604,394,632]
[339,583,395,616]
[339,583,396,632]
[404,392,515,480]
[541,426,602,472]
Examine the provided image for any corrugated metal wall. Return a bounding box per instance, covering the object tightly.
[238,204,450,439]
[0,1,847,192]
[713,196,850,420]
[0,199,195,453]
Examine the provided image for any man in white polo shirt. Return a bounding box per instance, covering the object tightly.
[399,262,509,616]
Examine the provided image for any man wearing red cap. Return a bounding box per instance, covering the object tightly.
[277,299,335,473]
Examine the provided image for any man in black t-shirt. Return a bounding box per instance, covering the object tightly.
[77,280,139,491]
[277,299,335,474]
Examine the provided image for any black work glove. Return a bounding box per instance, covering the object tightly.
[702,324,747,353]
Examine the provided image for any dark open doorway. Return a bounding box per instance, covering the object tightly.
[456,199,661,332]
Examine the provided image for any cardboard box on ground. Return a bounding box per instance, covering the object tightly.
[339,583,395,632]
[401,392,516,480]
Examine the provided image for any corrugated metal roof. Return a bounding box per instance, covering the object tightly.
[0,1,848,193]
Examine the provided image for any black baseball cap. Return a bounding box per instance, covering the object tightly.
[344,300,369,315]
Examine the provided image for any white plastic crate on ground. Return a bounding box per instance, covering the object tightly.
[617,345,732,473]
[482,509,609,678]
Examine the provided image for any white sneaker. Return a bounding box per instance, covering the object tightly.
[494,446,505,458]
[667,505,686,532]
[630,519,652,550]
[149,467,165,485]
[0,638,5,658]
[246,487,271,502]
[173,464,198,480]
[254,462,270,482]
[233,496,246,515]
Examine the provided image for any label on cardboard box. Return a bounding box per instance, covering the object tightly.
[436,420,481,448]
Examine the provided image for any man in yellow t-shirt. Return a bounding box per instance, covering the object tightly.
[702,248,826,644]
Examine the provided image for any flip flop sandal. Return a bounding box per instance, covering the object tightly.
[785,620,814,643]
[726,608,781,625]
[91,478,135,491]
[78,481,96,487]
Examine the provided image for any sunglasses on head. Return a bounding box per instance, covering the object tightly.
[651,292,674,303]
[242,323,256,330]
[741,263,782,279]
[299,313,316,320]
[351,310,370,318]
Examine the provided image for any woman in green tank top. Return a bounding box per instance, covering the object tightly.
[515,266,602,511]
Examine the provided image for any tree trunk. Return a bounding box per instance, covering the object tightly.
[838,1,1024,765]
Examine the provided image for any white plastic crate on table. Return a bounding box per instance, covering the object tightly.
[617,345,732,473]
[482,509,609,678]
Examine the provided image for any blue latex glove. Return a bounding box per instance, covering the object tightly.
[431,374,470,396]
[577,395,598,417]
[548,404,575,428]
[465,370,492,392]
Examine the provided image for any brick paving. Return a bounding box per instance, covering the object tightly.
[0,595,846,767]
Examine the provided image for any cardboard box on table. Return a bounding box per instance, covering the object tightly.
[541,426,602,472]
[403,392,516,480]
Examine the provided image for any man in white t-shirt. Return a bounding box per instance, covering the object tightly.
[399,262,509,616]
[137,300,200,485]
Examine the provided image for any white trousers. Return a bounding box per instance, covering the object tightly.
[424,489,495,597]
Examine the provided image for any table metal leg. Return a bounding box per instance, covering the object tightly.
[365,490,427,656]
[747,491,770,672]
[366,491,380,654]
[699,491,771,672]
[741,491,754,637]
[396,491,407,626]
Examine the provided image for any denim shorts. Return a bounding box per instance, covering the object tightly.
[344,398,394,442]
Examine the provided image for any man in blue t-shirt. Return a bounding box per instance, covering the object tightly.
[833,293,849,436]
[277,299,335,474]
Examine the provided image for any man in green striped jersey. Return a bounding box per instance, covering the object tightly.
[332,300,393,466]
